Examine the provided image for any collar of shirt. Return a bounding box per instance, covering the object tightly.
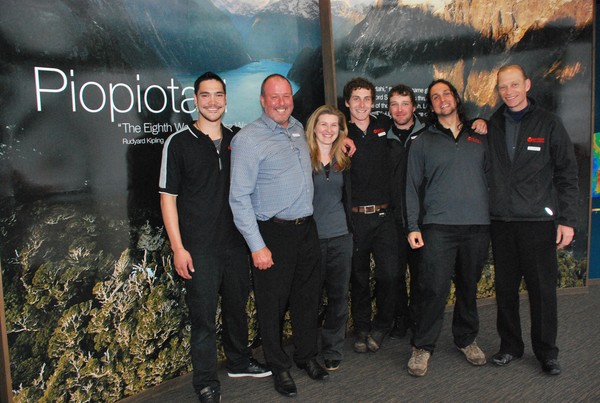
[260,113,303,133]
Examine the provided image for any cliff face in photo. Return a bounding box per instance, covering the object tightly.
[335,0,592,117]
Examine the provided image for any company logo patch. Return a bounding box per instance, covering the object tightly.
[527,137,545,143]
[467,136,482,144]
[374,128,386,136]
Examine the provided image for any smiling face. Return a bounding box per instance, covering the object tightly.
[260,76,294,127]
[389,93,416,129]
[497,66,531,112]
[429,82,457,118]
[194,79,226,123]
[345,87,373,125]
[314,113,340,148]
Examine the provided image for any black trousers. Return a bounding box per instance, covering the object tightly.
[254,218,321,375]
[187,245,251,393]
[350,210,399,334]
[394,225,421,330]
[491,220,559,361]
[412,225,490,352]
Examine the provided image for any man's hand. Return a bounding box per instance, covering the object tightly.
[343,137,356,157]
[252,246,274,270]
[173,248,194,280]
[556,224,574,250]
[471,119,488,135]
[407,231,425,249]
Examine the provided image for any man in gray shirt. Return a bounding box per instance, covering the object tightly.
[230,74,328,398]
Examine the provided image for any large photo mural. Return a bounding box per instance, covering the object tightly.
[0,0,322,400]
[332,0,591,287]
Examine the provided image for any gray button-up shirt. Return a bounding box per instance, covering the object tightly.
[229,113,314,252]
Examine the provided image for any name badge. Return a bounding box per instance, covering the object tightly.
[527,146,541,151]
[291,132,301,137]
[378,131,386,137]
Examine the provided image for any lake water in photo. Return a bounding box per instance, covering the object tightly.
[179,59,300,127]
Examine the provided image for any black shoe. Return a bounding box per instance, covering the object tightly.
[324,359,340,371]
[227,358,272,378]
[541,358,561,375]
[297,358,329,381]
[367,330,386,352]
[389,321,408,339]
[198,386,221,403]
[274,370,297,397]
[492,352,521,366]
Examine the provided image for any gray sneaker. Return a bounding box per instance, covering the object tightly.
[408,347,431,377]
[458,341,487,366]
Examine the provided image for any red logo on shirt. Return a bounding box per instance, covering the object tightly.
[467,136,482,144]
[333,163,341,171]
[373,128,385,135]
[228,145,232,151]
[527,137,545,143]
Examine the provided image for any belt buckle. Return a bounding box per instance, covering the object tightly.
[363,205,377,214]
[294,217,303,224]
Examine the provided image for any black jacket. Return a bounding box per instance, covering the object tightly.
[487,98,578,228]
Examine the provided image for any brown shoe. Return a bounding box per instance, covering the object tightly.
[408,347,431,377]
[458,341,486,366]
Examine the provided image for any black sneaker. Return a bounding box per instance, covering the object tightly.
[198,386,221,403]
[324,359,340,371]
[227,358,272,378]
[389,320,408,339]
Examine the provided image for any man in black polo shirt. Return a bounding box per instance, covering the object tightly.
[159,72,269,403]
[344,77,400,354]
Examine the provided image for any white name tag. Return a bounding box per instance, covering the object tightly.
[378,131,386,137]
[291,132,301,137]
[527,146,541,151]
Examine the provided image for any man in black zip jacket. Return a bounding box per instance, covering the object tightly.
[487,65,578,376]
[405,79,490,377]
[385,84,427,339]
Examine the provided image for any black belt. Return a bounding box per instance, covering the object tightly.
[352,203,389,214]
[270,216,311,225]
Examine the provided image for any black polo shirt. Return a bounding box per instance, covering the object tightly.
[159,123,244,255]
[348,114,392,207]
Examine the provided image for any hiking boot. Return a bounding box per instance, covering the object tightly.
[458,341,487,366]
[367,330,386,352]
[353,332,368,353]
[408,347,431,377]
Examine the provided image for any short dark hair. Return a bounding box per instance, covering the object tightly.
[343,77,375,102]
[194,72,226,94]
[425,79,467,126]
[260,73,291,96]
[388,84,416,107]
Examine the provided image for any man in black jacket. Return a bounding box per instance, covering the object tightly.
[386,84,427,339]
[405,79,490,377]
[487,65,578,376]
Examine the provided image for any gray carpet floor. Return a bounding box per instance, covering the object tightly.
[122,281,600,402]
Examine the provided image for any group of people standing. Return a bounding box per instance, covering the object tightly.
[158,64,578,402]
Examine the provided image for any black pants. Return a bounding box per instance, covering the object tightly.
[491,220,559,361]
[412,225,490,352]
[319,233,353,360]
[350,210,399,334]
[394,225,421,330]
[253,218,321,375]
[187,245,251,393]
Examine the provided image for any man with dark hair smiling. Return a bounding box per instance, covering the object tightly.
[159,72,270,403]
[405,79,490,377]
